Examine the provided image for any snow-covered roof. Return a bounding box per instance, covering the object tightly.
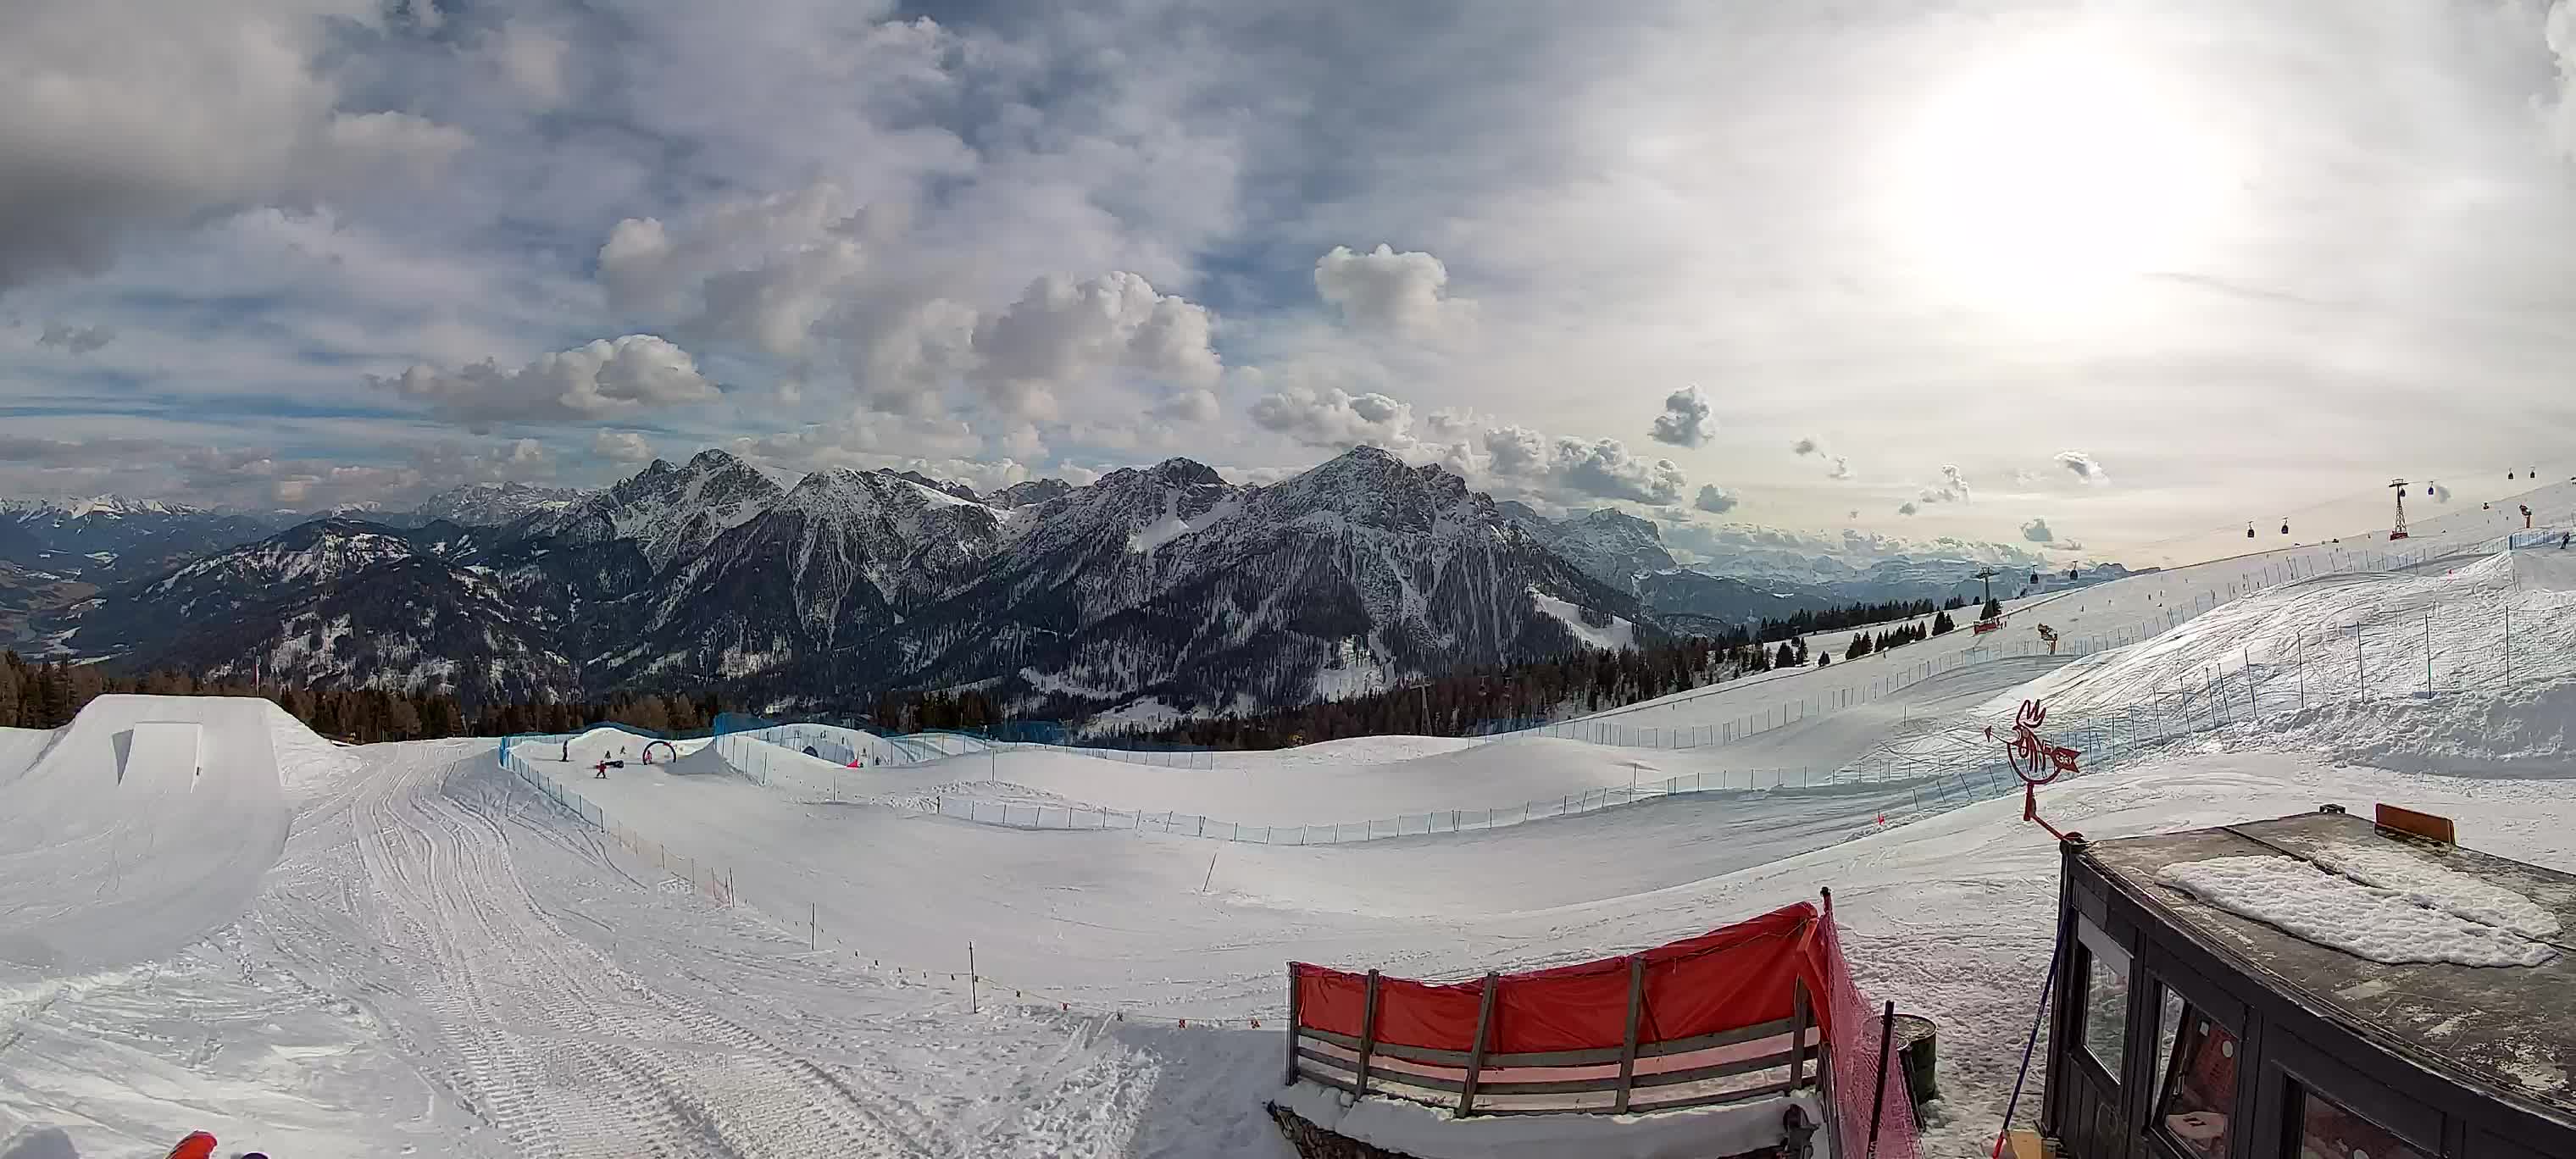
[2085,810,2576,1115]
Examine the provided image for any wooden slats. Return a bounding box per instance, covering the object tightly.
[1352,969,1382,1099]
[1296,1040,1808,1096]
[1613,954,1645,1113]
[1457,973,1498,1117]
[1296,1014,1802,1069]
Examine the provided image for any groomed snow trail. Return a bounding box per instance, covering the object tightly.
[319,742,1122,1157]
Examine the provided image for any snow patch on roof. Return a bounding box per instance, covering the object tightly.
[2307,841,2561,940]
[2157,854,2555,968]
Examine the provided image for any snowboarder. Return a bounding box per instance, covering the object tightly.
[165,1133,219,1159]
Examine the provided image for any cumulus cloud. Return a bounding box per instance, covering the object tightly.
[1918,464,1972,504]
[1547,437,1687,503]
[1252,385,1416,448]
[0,0,469,291]
[36,322,114,354]
[1154,387,1222,423]
[1648,384,1718,447]
[971,272,1223,419]
[374,335,721,431]
[1314,244,1473,339]
[1792,437,1852,480]
[2054,451,2107,485]
[2022,518,2054,542]
[1897,501,1920,516]
[599,183,874,358]
[591,430,656,463]
[1695,484,1739,514]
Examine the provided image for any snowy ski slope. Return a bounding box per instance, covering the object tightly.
[7,483,2576,1157]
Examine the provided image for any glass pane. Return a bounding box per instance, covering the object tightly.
[2154,986,2185,1102]
[2296,1084,2431,1159]
[2081,948,2129,1077]
[2155,1015,2239,1159]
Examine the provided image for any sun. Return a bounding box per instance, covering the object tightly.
[1885,42,2230,309]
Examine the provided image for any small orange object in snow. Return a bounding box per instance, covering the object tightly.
[167,1133,219,1159]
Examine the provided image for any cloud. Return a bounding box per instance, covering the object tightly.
[1917,464,1972,505]
[591,430,657,463]
[1648,384,1717,447]
[1548,437,1687,503]
[1314,244,1473,339]
[1791,437,1851,479]
[1154,388,1222,423]
[598,183,875,358]
[2054,451,2107,485]
[0,435,164,463]
[2429,481,2453,502]
[2022,517,2054,542]
[0,0,467,291]
[1897,501,1919,516]
[373,335,722,430]
[971,272,1223,419]
[1695,484,1739,514]
[36,323,114,354]
[1252,385,1416,448]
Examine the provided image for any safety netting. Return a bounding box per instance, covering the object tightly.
[1291,896,1918,1156]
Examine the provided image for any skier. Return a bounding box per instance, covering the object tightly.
[165,1133,219,1159]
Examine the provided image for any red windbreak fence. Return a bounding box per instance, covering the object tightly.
[1285,895,1918,1158]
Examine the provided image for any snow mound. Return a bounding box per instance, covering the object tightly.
[2157,854,2554,968]
[264,698,365,796]
[2277,675,2576,778]
[0,695,291,969]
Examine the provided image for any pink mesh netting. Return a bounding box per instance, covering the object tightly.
[1822,897,1920,1159]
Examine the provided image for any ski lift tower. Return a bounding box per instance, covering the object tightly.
[1974,567,1998,604]
[2388,478,2411,541]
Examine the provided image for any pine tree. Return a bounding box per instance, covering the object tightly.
[1981,596,2003,620]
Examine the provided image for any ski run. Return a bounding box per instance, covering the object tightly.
[5,486,2576,1157]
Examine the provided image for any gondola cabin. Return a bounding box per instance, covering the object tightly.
[2041,807,2575,1159]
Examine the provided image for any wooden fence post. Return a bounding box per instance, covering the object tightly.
[1613,955,1646,1112]
[1283,964,1303,1087]
[1786,979,1810,1092]
[1457,972,1500,1117]
[1353,969,1383,1099]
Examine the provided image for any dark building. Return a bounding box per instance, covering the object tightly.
[2041,808,2575,1159]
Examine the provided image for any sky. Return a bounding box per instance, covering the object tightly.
[8,0,2576,563]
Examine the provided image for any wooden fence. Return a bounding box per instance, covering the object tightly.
[1285,963,1824,1117]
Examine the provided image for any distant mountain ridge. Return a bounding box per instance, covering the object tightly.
[14,449,2087,718]
[37,448,1656,717]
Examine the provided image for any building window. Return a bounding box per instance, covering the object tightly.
[2154,1011,2237,1159]
[2082,950,2129,1073]
[2293,1083,2429,1159]
[2153,986,2184,1102]
[2078,929,2129,1077]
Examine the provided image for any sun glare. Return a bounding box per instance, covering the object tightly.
[1889,44,2229,310]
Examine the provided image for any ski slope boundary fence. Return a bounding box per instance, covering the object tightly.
[1481,539,2475,751]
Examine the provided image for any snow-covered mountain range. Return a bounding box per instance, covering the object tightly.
[18,448,2076,716]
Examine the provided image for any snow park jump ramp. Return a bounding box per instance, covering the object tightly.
[0,694,292,970]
